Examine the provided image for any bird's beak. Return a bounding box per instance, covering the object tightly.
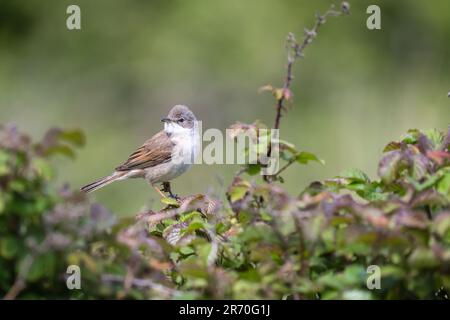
[161,117,171,123]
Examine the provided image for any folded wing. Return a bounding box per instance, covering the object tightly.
[115,130,173,171]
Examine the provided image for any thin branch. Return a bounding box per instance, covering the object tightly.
[272,155,298,177]
[265,2,349,181]
[4,240,48,300]
[3,256,32,300]
[274,3,347,131]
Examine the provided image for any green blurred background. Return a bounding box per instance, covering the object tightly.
[0,0,448,216]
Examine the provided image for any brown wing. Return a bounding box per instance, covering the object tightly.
[115,130,173,171]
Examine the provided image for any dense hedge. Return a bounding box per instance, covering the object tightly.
[1,2,449,300]
[0,124,448,299]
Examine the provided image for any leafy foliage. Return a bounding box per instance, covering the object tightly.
[1,124,448,299]
[1,1,449,300]
[224,126,449,299]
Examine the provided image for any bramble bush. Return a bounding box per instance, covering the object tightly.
[0,123,449,299]
[1,2,449,299]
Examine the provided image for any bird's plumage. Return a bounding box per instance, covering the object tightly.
[115,131,174,171]
[80,105,198,195]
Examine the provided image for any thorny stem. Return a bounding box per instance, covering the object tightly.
[275,3,347,130]
[265,2,349,181]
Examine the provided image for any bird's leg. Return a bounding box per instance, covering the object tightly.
[152,184,166,198]
[161,182,179,199]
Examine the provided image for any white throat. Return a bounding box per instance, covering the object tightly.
[164,122,190,137]
[164,122,199,165]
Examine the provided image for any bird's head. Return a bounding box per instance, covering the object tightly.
[161,105,197,135]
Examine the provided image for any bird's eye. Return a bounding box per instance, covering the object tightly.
[178,118,184,123]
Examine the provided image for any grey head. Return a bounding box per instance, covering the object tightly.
[161,105,197,129]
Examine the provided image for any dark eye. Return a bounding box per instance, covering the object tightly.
[178,118,184,123]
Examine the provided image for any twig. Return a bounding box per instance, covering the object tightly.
[3,256,32,300]
[272,155,298,177]
[274,4,346,130]
[4,240,47,300]
[265,2,349,181]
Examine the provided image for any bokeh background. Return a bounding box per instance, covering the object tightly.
[0,0,449,216]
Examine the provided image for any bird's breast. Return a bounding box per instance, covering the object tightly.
[144,130,198,184]
[170,128,198,165]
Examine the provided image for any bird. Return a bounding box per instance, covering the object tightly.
[80,105,199,198]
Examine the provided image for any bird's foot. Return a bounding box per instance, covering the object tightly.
[168,192,180,200]
[161,182,179,200]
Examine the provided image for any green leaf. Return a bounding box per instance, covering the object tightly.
[408,248,439,268]
[437,170,450,197]
[229,186,249,203]
[246,164,261,176]
[160,197,180,206]
[26,253,56,282]
[296,151,325,165]
[179,246,195,256]
[383,141,402,152]
[45,145,76,159]
[59,129,86,147]
[401,129,420,144]
[317,265,366,290]
[180,211,202,222]
[238,211,252,224]
[239,269,261,282]
[260,210,273,222]
[0,237,19,259]
[216,223,230,235]
[185,219,206,233]
[423,128,443,149]
[339,169,370,183]
[32,158,54,180]
[9,179,26,192]
[408,168,446,192]
[380,265,405,280]
[433,213,450,239]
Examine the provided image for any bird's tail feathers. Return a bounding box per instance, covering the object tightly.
[80,172,125,193]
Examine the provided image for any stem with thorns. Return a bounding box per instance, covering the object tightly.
[265,2,349,181]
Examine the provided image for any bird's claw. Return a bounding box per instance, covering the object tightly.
[161,182,179,200]
[168,193,180,200]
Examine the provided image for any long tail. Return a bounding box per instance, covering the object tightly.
[80,172,125,193]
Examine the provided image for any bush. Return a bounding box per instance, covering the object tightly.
[1,2,449,300]
[0,123,448,299]
[225,126,450,299]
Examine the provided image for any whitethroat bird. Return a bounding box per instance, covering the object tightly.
[81,105,199,198]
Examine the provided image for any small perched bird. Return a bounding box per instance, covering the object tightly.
[81,105,198,198]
